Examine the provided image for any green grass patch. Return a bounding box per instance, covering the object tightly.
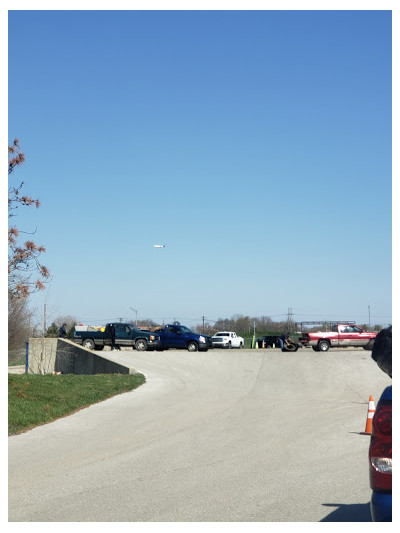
[8,372,146,435]
[8,348,26,366]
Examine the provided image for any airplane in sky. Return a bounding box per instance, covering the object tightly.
[153,244,165,248]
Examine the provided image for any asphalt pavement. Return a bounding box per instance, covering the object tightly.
[8,348,391,522]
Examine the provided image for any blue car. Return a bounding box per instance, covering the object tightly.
[369,385,392,522]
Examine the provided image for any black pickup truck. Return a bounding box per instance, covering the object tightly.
[73,323,160,351]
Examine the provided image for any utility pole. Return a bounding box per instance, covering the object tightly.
[129,307,138,326]
[368,305,371,328]
[202,315,205,333]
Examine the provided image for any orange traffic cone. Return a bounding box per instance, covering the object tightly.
[364,395,375,434]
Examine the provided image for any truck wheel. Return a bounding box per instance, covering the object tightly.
[187,341,198,352]
[135,339,148,351]
[228,341,232,349]
[239,342,243,348]
[363,339,375,350]
[318,340,330,352]
[312,346,320,351]
[83,339,95,350]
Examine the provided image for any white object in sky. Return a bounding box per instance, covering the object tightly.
[153,244,165,248]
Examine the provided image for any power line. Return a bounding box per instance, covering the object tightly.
[76,312,392,325]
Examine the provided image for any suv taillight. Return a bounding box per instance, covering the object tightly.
[369,400,392,491]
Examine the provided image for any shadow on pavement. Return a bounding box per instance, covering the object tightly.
[320,502,371,522]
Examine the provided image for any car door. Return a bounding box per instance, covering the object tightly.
[164,326,185,348]
[231,333,239,347]
[114,324,131,347]
[337,325,350,347]
[174,327,187,348]
[346,325,364,347]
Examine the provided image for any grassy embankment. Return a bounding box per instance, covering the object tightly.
[8,332,293,434]
[8,372,146,436]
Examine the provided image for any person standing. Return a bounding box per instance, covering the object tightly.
[109,323,117,350]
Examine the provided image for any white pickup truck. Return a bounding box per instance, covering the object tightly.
[211,331,244,349]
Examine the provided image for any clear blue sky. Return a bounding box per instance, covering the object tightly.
[8,9,392,329]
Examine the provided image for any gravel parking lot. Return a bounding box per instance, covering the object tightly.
[9,348,391,522]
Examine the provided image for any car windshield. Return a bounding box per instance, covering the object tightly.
[128,324,139,332]
[180,326,193,334]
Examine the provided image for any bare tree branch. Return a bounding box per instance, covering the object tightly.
[8,139,50,298]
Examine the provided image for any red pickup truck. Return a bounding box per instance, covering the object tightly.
[299,324,377,352]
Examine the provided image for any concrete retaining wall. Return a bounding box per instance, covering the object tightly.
[27,338,135,375]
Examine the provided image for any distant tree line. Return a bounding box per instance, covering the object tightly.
[191,316,385,336]
[9,309,386,355]
[134,315,385,336]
